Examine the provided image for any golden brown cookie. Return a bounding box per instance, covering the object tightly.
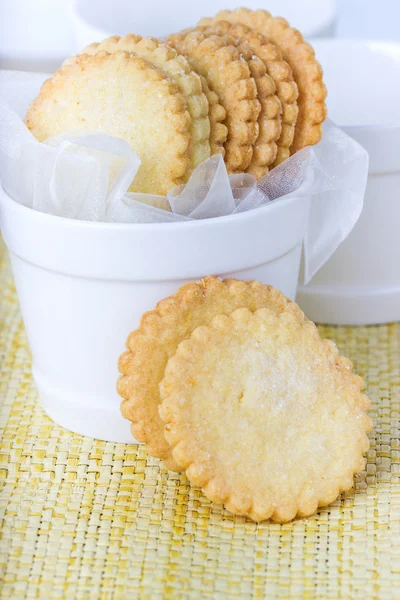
[81,36,227,157]
[160,307,372,523]
[79,35,211,172]
[188,25,282,178]
[226,40,280,177]
[198,20,298,166]
[26,51,192,195]
[118,277,296,471]
[198,74,228,156]
[167,30,261,173]
[79,35,227,157]
[199,8,326,154]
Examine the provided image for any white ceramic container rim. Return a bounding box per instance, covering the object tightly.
[0,185,313,442]
[0,188,311,282]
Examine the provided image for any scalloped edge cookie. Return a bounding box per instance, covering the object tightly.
[160,308,372,523]
[198,74,228,156]
[118,277,297,471]
[26,51,192,195]
[78,34,211,172]
[199,8,326,154]
[167,29,260,173]
[198,19,299,166]
[190,24,282,178]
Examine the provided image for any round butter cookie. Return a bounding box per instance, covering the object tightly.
[198,19,299,166]
[81,35,227,157]
[225,39,280,177]
[160,307,372,523]
[118,277,297,471]
[183,25,282,178]
[199,8,327,154]
[198,74,228,156]
[79,35,212,172]
[26,51,192,195]
[167,30,260,173]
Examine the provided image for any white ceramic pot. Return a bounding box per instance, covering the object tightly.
[297,40,400,325]
[0,187,311,442]
[71,0,337,51]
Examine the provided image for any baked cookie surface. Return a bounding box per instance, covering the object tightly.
[79,35,212,172]
[197,19,299,166]
[160,307,372,522]
[167,30,261,173]
[26,51,192,195]
[118,277,294,471]
[185,24,283,178]
[200,8,326,153]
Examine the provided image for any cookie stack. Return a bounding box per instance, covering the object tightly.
[118,277,372,523]
[23,7,371,523]
[25,7,327,196]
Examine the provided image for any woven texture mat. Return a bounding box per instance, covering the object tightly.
[1,239,400,600]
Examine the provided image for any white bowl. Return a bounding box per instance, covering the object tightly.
[71,0,336,51]
[297,40,400,325]
[337,0,400,41]
[0,0,73,72]
[0,186,312,442]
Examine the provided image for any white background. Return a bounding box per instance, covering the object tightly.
[2,0,400,72]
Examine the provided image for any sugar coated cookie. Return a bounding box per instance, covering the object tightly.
[118,277,298,471]
[160,307,371,522]
[26,51,192,195]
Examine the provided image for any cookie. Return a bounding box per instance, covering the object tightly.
[82,36,227,157]
[190,25,282,178]
[118,277,298,470]
[79,35,211,172]
[26,51,192,195]
[198,74,228,156]
[198,19,298,166]
[167,30,260,173]
[200,8,326,154]
[228,41,280,177]
[159,307,372,523]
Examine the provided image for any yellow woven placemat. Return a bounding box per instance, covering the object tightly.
[1,238,399,600]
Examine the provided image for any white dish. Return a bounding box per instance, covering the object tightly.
[0,186,311,442]
[297,40,400,325]
[71,0,337,51]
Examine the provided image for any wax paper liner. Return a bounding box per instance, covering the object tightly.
[0,70,369,283]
